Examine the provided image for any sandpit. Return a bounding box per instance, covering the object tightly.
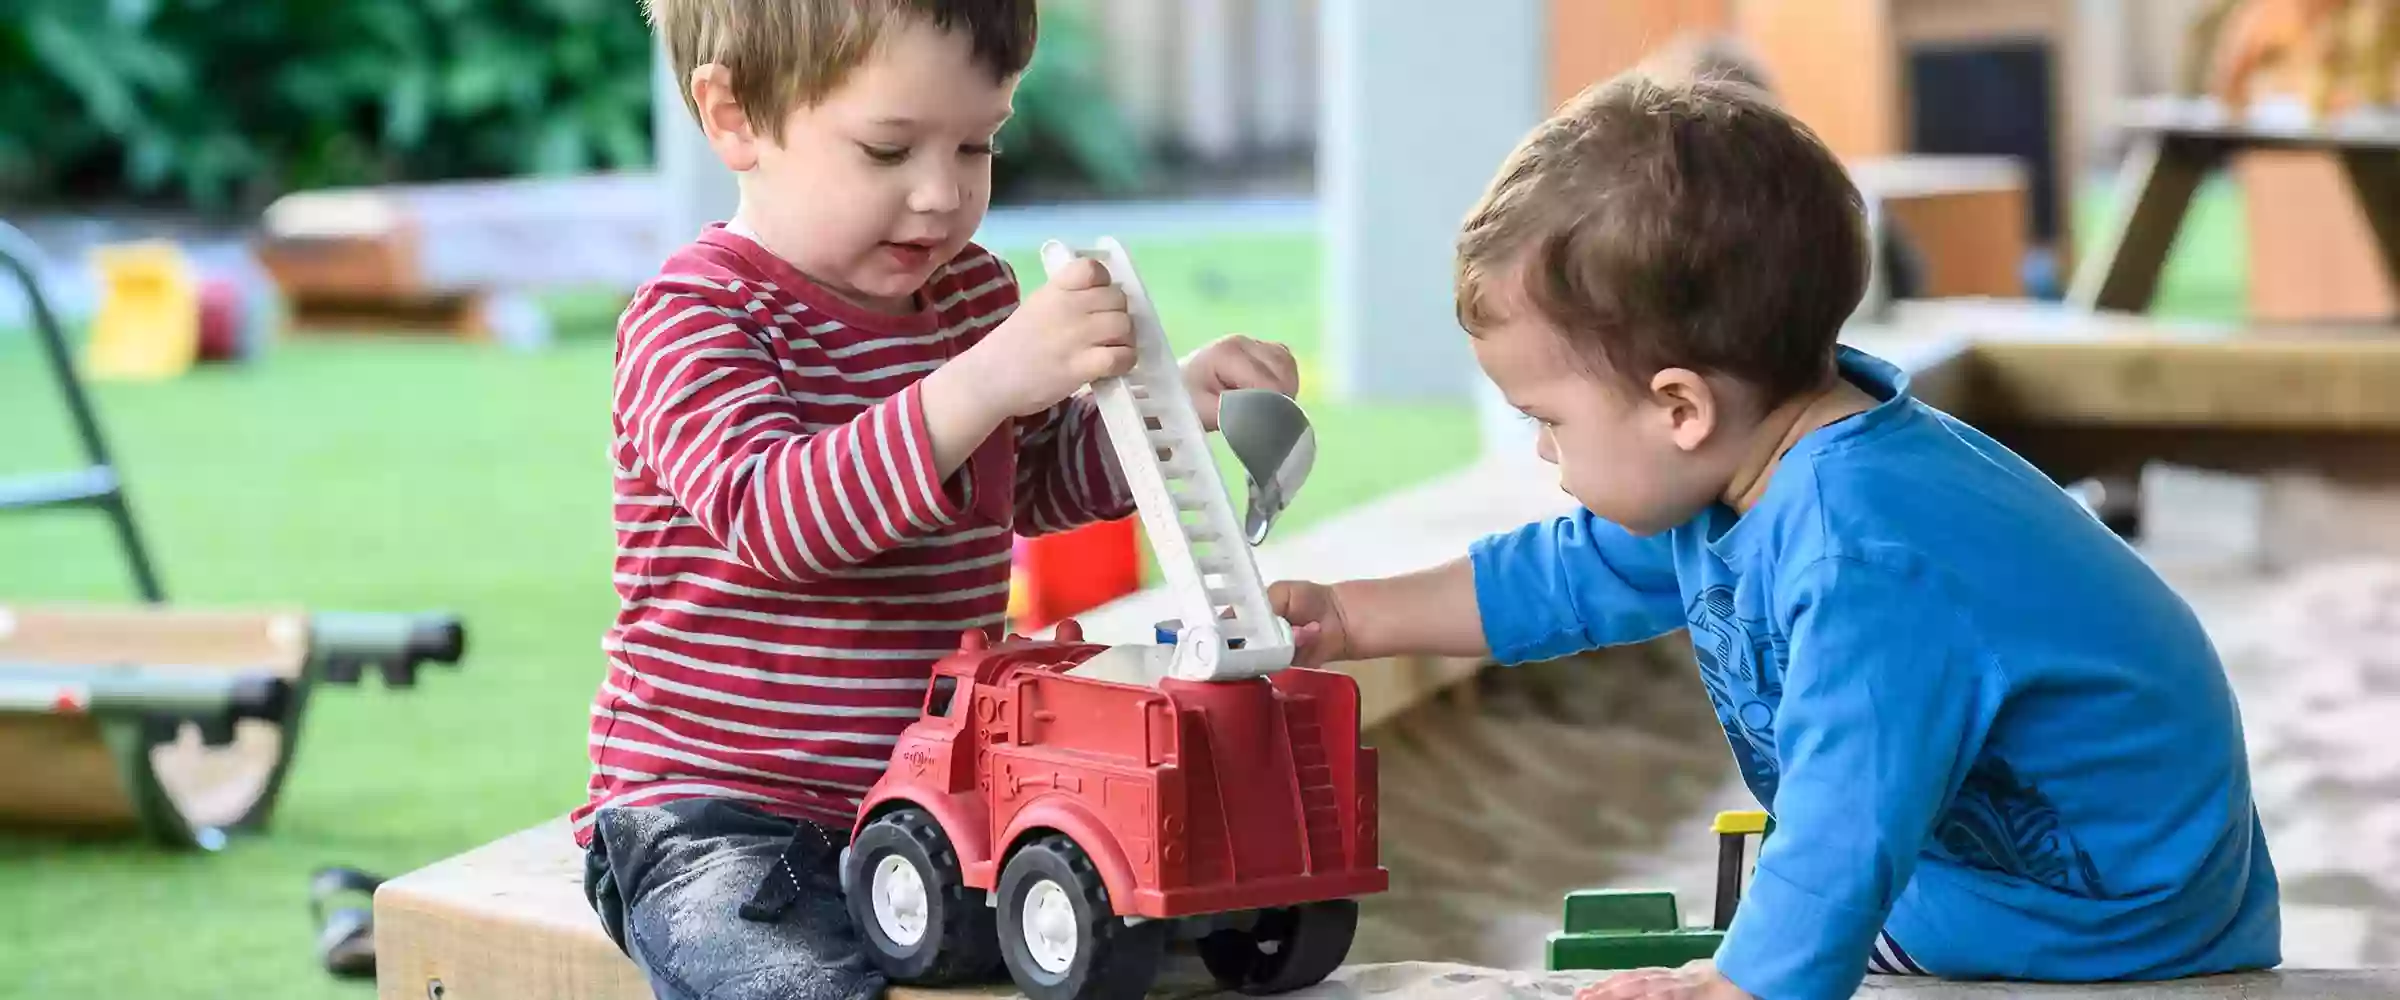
[1347,468,2400,974]
[1350,637,1733,969]
[2198,558,2400,967]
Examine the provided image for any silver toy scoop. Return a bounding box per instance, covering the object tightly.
[1216,388,1316,544]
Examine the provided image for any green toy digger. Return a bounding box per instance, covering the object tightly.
[1545,810,1772,972]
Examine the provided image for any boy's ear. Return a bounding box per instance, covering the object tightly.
[689,63,762,171]
[1650,367,1718,452]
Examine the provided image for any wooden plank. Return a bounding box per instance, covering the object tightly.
[1965,338,2400,429]
[0,715,139,830]
[370,821,2400,1000]
[2238,150,2398,323]
[2115,94,2400,151]
[0,604,310,675]
[2067,132,2223,313]
[374,820,688,1000]
[283,292,492,341]
[1984,424,2400,488]
[373,819,1232,1000]
[1845,155,2029,297]
[0,715,285,836]
[1884,182,2029,298]
[0,603,307,839]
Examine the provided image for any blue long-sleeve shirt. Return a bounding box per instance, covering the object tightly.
[1470,347,2280,1000]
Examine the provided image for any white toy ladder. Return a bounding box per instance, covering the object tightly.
[1039,238,1295,682]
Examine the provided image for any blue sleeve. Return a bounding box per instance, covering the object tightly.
[1465,507,1684,664]
[1714,556,1999,1000]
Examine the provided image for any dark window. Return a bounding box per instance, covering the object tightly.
[1906,40,2060,245]
[927,675,959,717]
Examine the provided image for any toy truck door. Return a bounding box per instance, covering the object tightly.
[913,669,974,792]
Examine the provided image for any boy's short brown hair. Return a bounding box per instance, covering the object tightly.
[645,0,1037,141]
[1633,31,1777,95]
[1455,73,1868,408]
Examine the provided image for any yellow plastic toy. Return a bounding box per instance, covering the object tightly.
[85,241,201,382]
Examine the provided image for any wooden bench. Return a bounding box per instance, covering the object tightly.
[373,819,1023,1000]
[376,819,2393,1000]
[0,602,462,848]
[2068,94,2400,318]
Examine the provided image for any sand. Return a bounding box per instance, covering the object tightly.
[2197,558,2400,967]
[1342,468,2400,976]
[1350,637,1735,969]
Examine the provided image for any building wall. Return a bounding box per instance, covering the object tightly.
[1069,0,1321,164]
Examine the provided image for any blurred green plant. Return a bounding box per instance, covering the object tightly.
[995,1,1155,199]
[0,0,1150,214]
[3,0,655,212]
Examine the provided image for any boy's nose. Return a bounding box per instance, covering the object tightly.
[910,171,963,213]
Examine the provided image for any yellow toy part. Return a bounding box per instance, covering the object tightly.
[1711,809,1771,836]
[85,241,201,382]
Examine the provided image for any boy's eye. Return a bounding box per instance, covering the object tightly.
[961,142,998,158]
[860,143,909,164]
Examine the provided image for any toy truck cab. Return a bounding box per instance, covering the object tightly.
[843,620,1384,1000]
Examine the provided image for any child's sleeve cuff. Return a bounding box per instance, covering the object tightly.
[1713,863,1878,1000]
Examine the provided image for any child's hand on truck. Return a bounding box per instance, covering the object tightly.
[1269,557,1492,667]
[1576,959,1753,1000]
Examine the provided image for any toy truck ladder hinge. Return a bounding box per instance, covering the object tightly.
[1039,239,1294,682]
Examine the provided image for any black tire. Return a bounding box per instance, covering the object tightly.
[842,808,1001,984]
[995,835,1166,1000]
[1198,899,1359,995]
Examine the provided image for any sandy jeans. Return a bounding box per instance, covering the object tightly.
[583,798,886,1000]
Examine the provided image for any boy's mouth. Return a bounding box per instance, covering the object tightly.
[881,239,941,265]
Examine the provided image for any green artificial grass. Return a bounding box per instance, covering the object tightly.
[0,230,1476,999]
[0,174,2248,997]
[2073,174,2250,322]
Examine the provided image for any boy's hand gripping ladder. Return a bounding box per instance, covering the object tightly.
[1039,238,1296,683]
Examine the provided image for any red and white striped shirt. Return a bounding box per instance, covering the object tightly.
[573,225,1132,844]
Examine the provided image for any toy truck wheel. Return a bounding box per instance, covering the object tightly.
[842,808,1000,984]
[996,834,1166,1000]
[1198,899,1358,994]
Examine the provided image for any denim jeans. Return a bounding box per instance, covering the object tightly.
[584,798,887,1000]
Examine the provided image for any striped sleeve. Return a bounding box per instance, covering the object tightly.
[614,287,968,582]
[1014,391,1136,536]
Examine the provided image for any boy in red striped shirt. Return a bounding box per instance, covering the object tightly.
[578,3,1299,997]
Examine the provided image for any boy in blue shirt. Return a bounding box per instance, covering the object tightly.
[1268,75,2281,1000]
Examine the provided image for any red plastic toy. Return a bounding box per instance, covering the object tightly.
[839,238,1381,1000]
[841,621,1383,999]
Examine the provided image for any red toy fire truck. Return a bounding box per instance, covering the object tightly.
[839,239,1383,1000]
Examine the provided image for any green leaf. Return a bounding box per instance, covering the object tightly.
[107,0,161,27]
[24,12,141,133]
[386,64,432,147]
[442,45,513,112]
[125,131,175,190]
[532,117,589,175]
